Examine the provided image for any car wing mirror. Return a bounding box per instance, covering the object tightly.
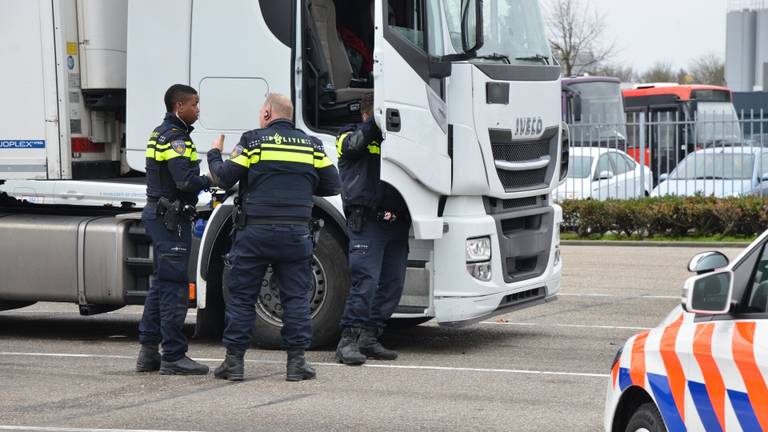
[595,170,614,180]
[682,270,733,315]
[688,251,729,274]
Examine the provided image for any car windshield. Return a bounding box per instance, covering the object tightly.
[567,81,628,141]
[567,156,593,178]
[695,102,743,145]
[670,153,755,180]
[443,0,552,65]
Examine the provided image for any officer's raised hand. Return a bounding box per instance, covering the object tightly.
[212,134,225,152]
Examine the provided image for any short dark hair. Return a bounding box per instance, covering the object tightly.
[164,84,197,112]
[360,93,374,117]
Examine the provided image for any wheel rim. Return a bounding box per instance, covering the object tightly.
[254,256,328,327]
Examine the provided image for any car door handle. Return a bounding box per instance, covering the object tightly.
[61,191,84,200]
[386,109,401,132]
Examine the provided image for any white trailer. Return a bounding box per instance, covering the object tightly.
[0,0,566,347]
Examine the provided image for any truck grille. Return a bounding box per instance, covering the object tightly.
[489,127,559,192]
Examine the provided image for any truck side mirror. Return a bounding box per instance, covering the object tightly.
[658,173,669,182]
[687,251,729,274]
[682,270,733,315]
[461,0,484,53]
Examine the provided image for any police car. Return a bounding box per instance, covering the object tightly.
[604,231,768,432]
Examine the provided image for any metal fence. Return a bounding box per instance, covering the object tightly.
[557,111,768,201]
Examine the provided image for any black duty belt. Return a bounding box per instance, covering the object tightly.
[246,218,309,226]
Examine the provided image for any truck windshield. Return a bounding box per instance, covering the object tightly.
[695,102,743,145]
[443,0,552,65]
[567,81,627,142]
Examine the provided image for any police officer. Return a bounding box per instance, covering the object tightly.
[136,84,210,375]
[207,93,340,381]
[335,93,410,366]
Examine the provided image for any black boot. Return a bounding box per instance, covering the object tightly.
[159,356,209,375]
[214,349,245,381]
[335,328,367,366]
[286,349,316,382]
[135,344,161,372]
[358,328,398,360]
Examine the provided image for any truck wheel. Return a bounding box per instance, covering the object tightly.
[625,402,666,432]
[222,227,349,349]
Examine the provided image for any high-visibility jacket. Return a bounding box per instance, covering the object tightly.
[207,119,341,222]
[145,113,210,205]
[336,118,407,213]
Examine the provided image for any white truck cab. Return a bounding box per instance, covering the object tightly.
[0,0,566,347]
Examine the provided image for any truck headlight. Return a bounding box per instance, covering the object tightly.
[466,237,491,262]
[466,237,492,281]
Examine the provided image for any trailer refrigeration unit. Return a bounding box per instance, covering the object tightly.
[0,0,567,347]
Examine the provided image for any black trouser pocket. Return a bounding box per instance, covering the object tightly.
[156,241,189,283]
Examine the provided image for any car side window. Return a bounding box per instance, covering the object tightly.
[607,153,633,175]
[742,243,768,313]
[594,155,613,180]
[759,153,768,177]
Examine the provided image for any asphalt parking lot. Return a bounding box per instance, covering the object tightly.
[0,244,746,432]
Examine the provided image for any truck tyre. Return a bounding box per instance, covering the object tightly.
[625,402,666,432]
[222,227,349,349]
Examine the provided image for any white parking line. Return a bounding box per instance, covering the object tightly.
[0,427,204,432]
[0,352,608,379]
[481,321,651,331]
[558,292,679,300]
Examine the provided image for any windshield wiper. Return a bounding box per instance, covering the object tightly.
[474,52,511,64]
[515,54,551,65]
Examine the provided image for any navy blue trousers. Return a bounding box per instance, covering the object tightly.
[340,218,410,329]
[223,224,314,352]
[139,204,191,362]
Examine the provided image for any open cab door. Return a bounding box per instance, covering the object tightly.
[373,0,452,239]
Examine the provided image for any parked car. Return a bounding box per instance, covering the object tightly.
[604,232,768,432]
[556,147,653,201]
[652,146,768,197]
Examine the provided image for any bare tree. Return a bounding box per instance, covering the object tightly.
[588,63,636,82]
[547,0,616,77]
[638,62,677,83]
[688,53,725,85]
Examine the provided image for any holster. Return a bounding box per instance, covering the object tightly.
[232,197,246,230]
[158,197,182,232]
[309,218,325,249]
[345,206,369,234]
[158,197,196,232]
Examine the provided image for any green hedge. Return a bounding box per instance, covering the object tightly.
[560,196,768,238]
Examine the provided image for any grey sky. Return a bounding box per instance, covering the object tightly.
[572,0,728,72]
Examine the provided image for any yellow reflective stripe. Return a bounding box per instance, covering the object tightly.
[242,147,261,156]
[336,132,350,157]
[314,155,333,168]
[260,143,313,152]
[188,151,199,162]
[231,154,250,168]
[154,143,172,150]
[368,144,380,155]
[260,150,314,165]
[249,154,261,164]
[147,140,157,146]
[145,148,156,158]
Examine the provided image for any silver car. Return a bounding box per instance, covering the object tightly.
[652,146,768,197]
